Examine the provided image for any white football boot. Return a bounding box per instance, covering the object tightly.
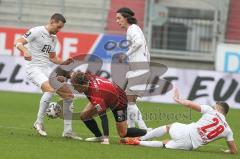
[33,122,47,136]
[62,131,83,140]
[85,136,103,142]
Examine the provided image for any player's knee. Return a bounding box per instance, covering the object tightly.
[119,131,127,138]
[63,94,74,100]
[80,112,91,121]
[118,129,127,138]
[41,81,54,92]
[57,90,74,99]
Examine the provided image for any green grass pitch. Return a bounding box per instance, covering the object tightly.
[0,91,239,159]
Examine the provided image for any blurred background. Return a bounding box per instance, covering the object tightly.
[0,0,239,107]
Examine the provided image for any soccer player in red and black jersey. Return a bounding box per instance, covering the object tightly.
[70,71,147,139]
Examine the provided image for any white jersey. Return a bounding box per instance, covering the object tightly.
[23,26,57,68]
[126,24,150,62]
[188,105,234,149]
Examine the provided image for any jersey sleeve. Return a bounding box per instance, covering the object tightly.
[226,128,234,141]
[126,26,144,57]
[22,28,40,43]
[200,105,214,114]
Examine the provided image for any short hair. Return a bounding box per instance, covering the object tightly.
[70,71,89,86]
[51,13,66,23]
[216,101,229,115]
[117,7,137,24]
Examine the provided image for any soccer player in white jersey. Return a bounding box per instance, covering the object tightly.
[122,88,238,154]
[116,7,151,131]
[14,13,82,140]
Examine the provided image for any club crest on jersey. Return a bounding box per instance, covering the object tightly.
[95,104,102,112]
[24,31,31,38]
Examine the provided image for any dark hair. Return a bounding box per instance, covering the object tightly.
[117,7,137,24]
[51,13,66,23]
[71,71,89,86]
[216,101,229,115]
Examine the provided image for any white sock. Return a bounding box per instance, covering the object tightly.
[140,126,167,141]
[36,92,54,124]
[136,108,147,129]
[128,103,147,129]
[127,103,137,128]
[63,98,73,133]
[139,141,163,147]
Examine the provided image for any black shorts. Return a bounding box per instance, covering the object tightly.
[112,107,127,122]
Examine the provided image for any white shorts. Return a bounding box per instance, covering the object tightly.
[165,122,193,150]
[26,66,52,88]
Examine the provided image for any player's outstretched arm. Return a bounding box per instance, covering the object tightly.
[223,141,238,154]
[173,87,201,112]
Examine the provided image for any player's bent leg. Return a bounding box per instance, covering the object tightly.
[165,123,193,150]
[165,140,192,150]
[116,121,128,137]
[56,84,74,99]
[80,104,103,141]
[112,107,147,138]
[41,81,55,92]
[99,113,110,144]
[140,125,168,141]
[116,121,147,138]
[139,141,164,147]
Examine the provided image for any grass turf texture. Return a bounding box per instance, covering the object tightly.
[0,91,239,159]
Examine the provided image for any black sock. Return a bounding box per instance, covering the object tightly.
[125,128,147,137]
[83,119,102,137]
[100,114,109,136]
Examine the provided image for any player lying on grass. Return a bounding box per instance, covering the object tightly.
[121,88,238,155]
[70,71,147,140]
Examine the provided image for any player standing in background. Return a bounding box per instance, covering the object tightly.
[116,7,151,130]
[122,88,238,155]
[14,13,82,140]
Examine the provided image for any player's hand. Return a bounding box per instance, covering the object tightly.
[173,88,190,106]
[119,54,127,63]
[57,76,66,83]
[173,87,180,101]
[61,57,74,65]
[24,55,32,61]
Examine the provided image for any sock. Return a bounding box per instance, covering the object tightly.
[136,108,147,129]
[83,119,102,137]
[63,98,73,133]
[140,126,167,141]
[139,141,163,147]
[100,114,109,136]
[36,92,54,124]
[127,103,137,128]
[125,128,147,137]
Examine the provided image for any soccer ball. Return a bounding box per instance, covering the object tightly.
[46,102,62,119]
